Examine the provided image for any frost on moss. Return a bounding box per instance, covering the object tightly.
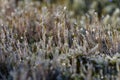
[0,0,120,80]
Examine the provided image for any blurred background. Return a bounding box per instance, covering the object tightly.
[0,0,120,18]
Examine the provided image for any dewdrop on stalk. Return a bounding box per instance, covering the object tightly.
[64,6,67,10]
[92,28,95,33]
